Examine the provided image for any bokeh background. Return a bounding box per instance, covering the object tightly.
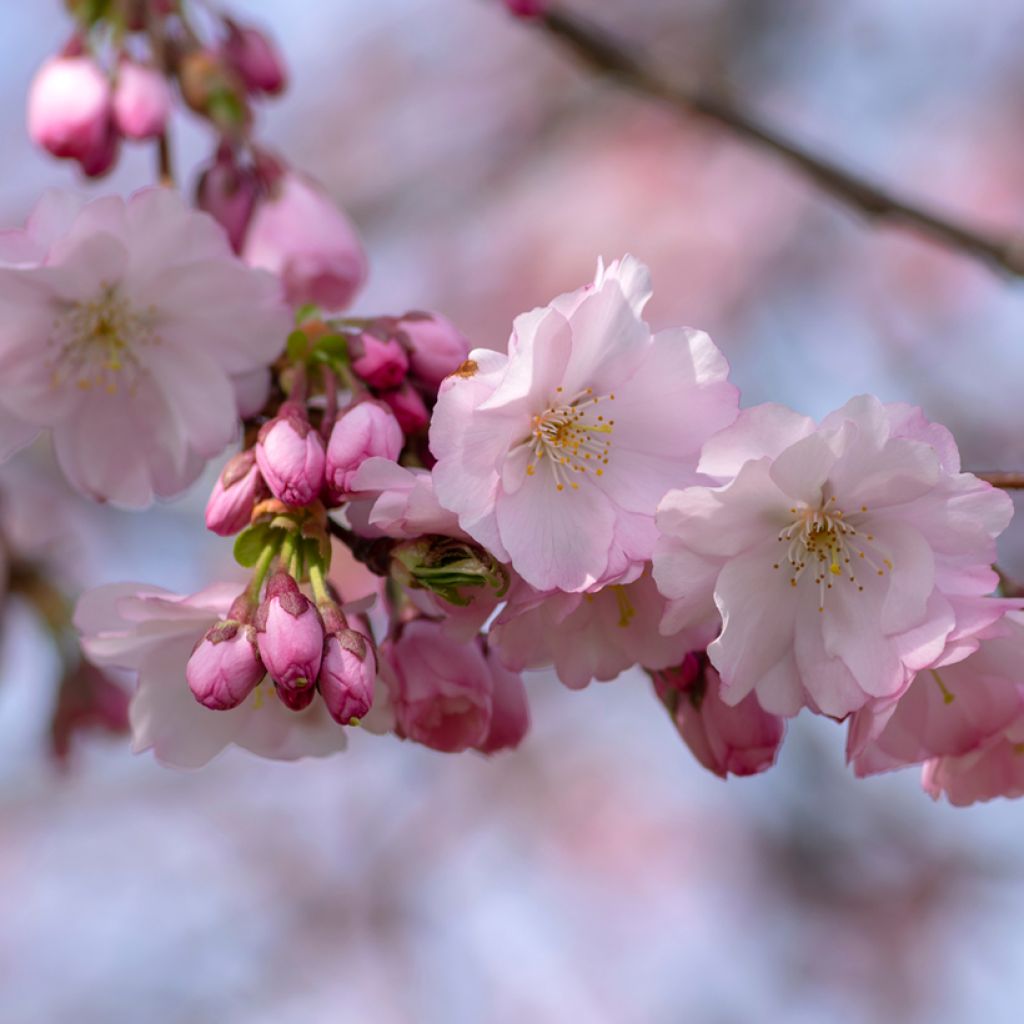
[3,1,1024,1021]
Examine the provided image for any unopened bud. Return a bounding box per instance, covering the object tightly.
[325,401,403,504]
[28,56,112,162]
[221,21,287,95]
[398,312,471,388]
[318,620,376,725]
[255,401,325,507]
[205,449,265,535]
[195,147,260,252]
[352,333,408,390]
[187,620,264,710]
[379,383,429,434]
[255,571,324,691]
[112,61,172,140]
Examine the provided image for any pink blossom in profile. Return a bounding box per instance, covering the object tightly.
[195,148,260,253]
[848,610,1024,783]
[651,652,785,778]
[205,450,264,536]
[347,457,463,539]
[0,188,289,507]
[221,21,288,95]
[653,398,1013,718]
[398,312,471,388]
[28,56,112,162]
[430,256,738,593]
[75,582,347,767]
[491,567,697,689]
[923,717,1024,806]
[380,383,429,434]
[324,400,403,503]
[255,401,325,506]
[186,621,264,710]
[242,171,367,311]
[385,619,494,753]
[112,61,172,140]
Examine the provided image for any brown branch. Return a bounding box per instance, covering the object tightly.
[976,472,1024,489]
[530,6,1024,278]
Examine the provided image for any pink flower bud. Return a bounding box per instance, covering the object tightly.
[112,61,172,140]
[242,171,367,311]
[256,572,324,691]
[275,682,316,712]
[255,401,325,506]
[352,334,409,389]
[50,663,129,767]
[77,124,120,179]
[398,313,471,388]
[388,620,493,753]
[380,383,430,435]
[504,0,549,16]
[205,450,264,535]
[187,620,265,710]
[476,651,529,754]
[652,654,785,778]
[196,149,260,253]
[221,21,288,95]
[319,620,376,725]
[325,401,403,503]
[28,56,112,161]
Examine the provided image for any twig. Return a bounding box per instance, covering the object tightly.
[530,7,1024,278]
[976,472,1024,489]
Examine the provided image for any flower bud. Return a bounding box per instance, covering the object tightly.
[388,620,492,752]
[205,450,264,535]
[187,620,264,710]
[255,571,324,691]
[504,0,549,16]
[380,383,429,435]
[195,148,260,253]
[49,662,129,767]
[274,682,316,712]
[255,401,325,507]
[28,56,112,161]
[221,21,287,95]
[318,616,376,725]
[325,401,403,503]
[77,123,120,179]
[112,61,172,140]
[352,333,409,389]
[476,651,529,753]
[398,313,470,388]
[242,170,367,311]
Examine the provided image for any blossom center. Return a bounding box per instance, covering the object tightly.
[773,498,892,612]
[523,385,615,492]
[50,285,157,394]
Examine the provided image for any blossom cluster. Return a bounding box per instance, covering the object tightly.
[3,1,1023,806]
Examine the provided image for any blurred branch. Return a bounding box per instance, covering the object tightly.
[530,6,1024,278]
[977,472,1024,489]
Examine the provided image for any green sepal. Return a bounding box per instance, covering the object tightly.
[233,522,273,568]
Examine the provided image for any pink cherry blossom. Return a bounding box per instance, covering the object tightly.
[347,458,463,539]
[205,450,265,535]
[75,581,347,767]
[385,619,495,753]
[430,256,739,593]
[242,170,367,311]
[28,56,112,163]
[848,610,1024,778]
[255,402,325,506]
[186,621,265,710]
[0,188,289,507]
[195,148,260,253]
[398,312,471,388]
[221,21,288,95]
[255,572,325,693]
[112,61,172,140]
[380,382,430,434]
[651,652,785,778]
[923,719,1024,806]
[318,614,376,725]
[324,401,403,503]
[653,398,1013,718]
[352,334,409,389]
[491,567,698,689]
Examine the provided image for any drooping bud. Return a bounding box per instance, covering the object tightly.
[28,56,112,162]
[391,536,509,607]
[379,383,429,434]
[187,620,265,710]
[398,313,471,388]
[195,147,260,252]
[476,650,529,754]
[651,653,785,779]
[255,401,325,507]
[242,170,367,311]
[221,20,287,95]
[324,401,403,504]
[351,333,408,390]
[205,449,265,535]
[77,122,120,178]
[255,571,324,692]
[112,61,172,140]
[318,606,375,725]
[274,682,316,712]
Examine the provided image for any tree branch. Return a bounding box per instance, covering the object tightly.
[530,6,1024,278]
[976,472,1024,489]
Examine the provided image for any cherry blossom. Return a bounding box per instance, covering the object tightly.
[75,582,347,768]
[0,188,289,506]
[653,398,1012,718]
[430,255,738,593]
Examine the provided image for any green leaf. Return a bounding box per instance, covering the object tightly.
[294,303,320,325]
[233,523,271,568]
[286,329,309,363]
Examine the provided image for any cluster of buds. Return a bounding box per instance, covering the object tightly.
[32,3,286,180]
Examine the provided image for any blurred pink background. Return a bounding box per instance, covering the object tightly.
[3,1,1024,1021]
